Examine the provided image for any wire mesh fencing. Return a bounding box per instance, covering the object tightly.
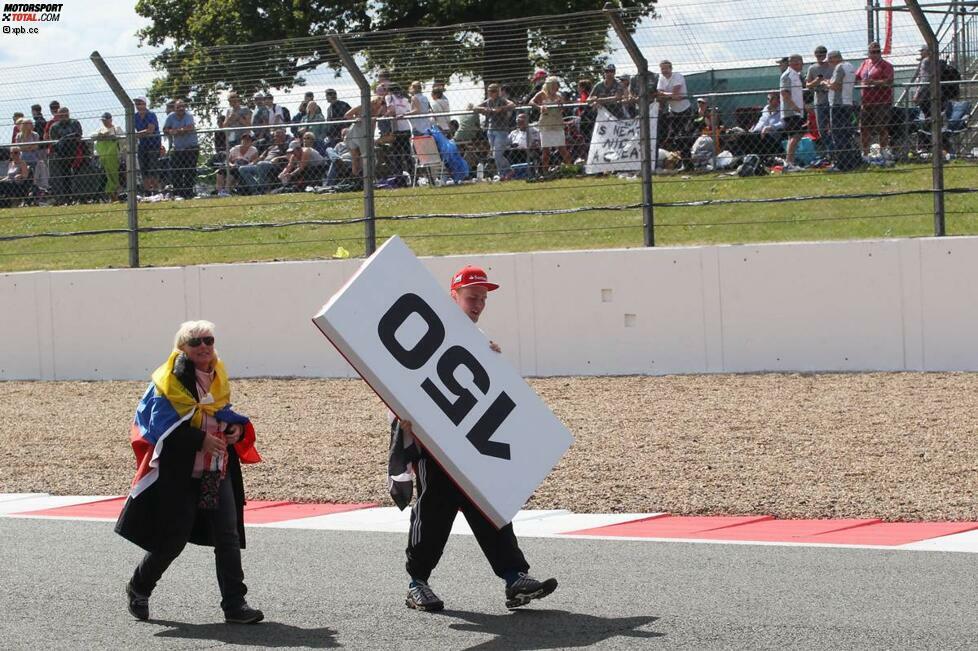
[0,1,976,271]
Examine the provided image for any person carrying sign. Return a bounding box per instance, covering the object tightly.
[388,266,558,612]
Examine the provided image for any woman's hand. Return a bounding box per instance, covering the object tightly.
[202,433,227,455]
[225,424,243,445]
[400,419,414,436]
[489,341,501,353]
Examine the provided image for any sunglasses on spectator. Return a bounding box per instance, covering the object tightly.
[187,336,215,347]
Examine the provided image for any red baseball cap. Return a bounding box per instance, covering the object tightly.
[451,265,499,292]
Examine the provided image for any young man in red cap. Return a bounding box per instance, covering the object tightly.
[392,265,558,612]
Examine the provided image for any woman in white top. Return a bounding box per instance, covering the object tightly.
[430,86,451,134]
[530,77,573,170]
[406,81,434,135]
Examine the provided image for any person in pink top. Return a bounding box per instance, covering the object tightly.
[855,41,894,157]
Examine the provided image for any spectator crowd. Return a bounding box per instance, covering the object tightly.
[1,41,968,208]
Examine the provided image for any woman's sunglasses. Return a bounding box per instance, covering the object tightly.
[187,336,215,347]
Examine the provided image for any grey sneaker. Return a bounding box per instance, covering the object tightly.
[406,579,444,612]
[505,573,558,609]
[126,582,149,621]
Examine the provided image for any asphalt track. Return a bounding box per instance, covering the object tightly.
[2,518,978,650]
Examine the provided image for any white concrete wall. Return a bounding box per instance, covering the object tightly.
[3,236,977,380]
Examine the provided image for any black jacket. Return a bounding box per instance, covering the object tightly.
[114,353,247,552]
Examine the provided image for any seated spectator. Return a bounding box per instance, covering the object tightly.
[216,132,259,196]
[321,140,354,190]
[237,128,290,193]
[275,134,325,192]
[726,92,784,160]
[505,113,541,176]
[692,97,722,135]
[0,147,33,207]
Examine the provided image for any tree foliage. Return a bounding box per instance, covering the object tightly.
[135,0,657,112]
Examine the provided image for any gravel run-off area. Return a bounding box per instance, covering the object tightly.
[1,373,976,521]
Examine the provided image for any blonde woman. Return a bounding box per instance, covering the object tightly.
[530,76,573,170]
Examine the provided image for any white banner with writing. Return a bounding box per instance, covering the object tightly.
[584,103,659,174]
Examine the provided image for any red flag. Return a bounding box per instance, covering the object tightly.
[883,0,893,55]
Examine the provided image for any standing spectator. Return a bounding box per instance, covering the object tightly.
[530,76,573,172]
[826,50,859,171]
[499,85,519,131]
[912,45,943,118]
[301,101,328,142]
[115,320,263,625]
[42,100,60,143]
[430,86,451,135]
[291,92,312,137]
[251,93,271,146]
[405,81,434,136]
[30,104,46,145]
[223,92,252,151]
[343,95,385,187]
[775,56,789,76]
[48,106,83,204]
[656,60,694,159]
[133,97,161,196]
[474,83,515,178]
[779,54,807,171]
[452,103,485,170]
[375,70,394,141]
[855,41,894,159]
[386,84,414,179]
[10,112,24,144]
[806,45,833,149]
[323,88,351,146]
[589,64,626,119]
[238,128,290,193]
[216,132,258,196]
[265,92,290,126]
[163,100,199,199]
[90,112,126,201]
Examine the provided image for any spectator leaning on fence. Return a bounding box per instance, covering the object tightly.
[430,86,451,135]
[474,83,515,179]
[343,94,385,186]
[405,81,434,136]
[806,45,832,148]
[590,63,626,120]
[163,100,199,199]
[133,97,161,196]
[855,41,894,160]
[779,54,807,172]
[531,76,573,171]
[90,112,126,202]
[30,104,46,147]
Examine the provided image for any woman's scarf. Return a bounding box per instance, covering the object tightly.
[127,350,261,498]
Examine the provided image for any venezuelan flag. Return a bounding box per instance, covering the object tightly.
[128,350,261,497]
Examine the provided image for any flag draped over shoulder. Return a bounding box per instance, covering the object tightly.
[128,350,261,498]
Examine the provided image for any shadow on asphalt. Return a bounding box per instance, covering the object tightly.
[151,619,340,648]
[439,609,663,649]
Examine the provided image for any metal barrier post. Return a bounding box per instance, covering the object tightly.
[90,51,140,266]
[605,3,654,247]
[328,35,377,255]
[905,0,946,236]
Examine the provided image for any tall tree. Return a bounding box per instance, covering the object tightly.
[135,0,657,111]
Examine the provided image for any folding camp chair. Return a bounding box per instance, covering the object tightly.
[410,135,444,186]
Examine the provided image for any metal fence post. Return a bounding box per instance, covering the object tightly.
[328,36,377,255]
[605,3,654,247]
[90,51,140,266]
[905,0,946,236]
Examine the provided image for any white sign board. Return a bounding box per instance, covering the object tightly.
[312,236,574,528]
[584,104,659,175]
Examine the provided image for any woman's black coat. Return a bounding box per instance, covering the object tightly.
[114,353,248,552]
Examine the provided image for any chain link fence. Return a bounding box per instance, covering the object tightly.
[0,1,976,271]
